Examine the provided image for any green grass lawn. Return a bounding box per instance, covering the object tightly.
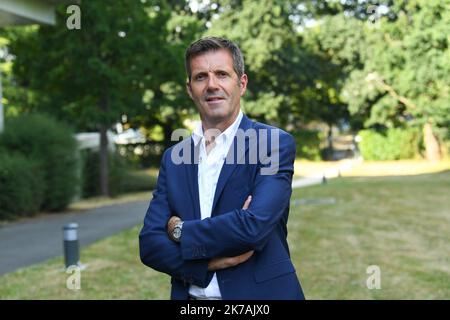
[292,170,450,299]
[1,170,449,299]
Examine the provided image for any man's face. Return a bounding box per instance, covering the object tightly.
[187,49,247,127]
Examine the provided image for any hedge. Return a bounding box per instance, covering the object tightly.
[358,128,419,160]
[80,149,128,198]
[292,129,323,161]
[0,114,79,211]
[0,153,45,219]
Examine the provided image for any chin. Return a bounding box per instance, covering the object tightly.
[206,113,227,123]
[204,107,228,118]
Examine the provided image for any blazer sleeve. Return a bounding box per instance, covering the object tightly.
[180,131,296,260]
[139,149,214,287]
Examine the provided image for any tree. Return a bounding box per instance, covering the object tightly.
[0,28,38,120]
[203,0,348,134]
[309,0,450,160]
[351,1,448,160]
[8,0,173,195]
[131,3,206,150]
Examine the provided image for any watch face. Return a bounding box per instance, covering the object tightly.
[173,227,181,239]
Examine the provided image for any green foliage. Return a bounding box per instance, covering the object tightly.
[358,128,420,160]
[332,1,450,139]
[6,1,203,139]
[80,149,155,198]
[0,114,79,211]
[0,153,45,220]
[8,1,173,130]
[0,29,40,118]
[5,1,191,195]
[132,6,205,147]
[3,0,447,169]
[292,130,323,161]
[80,150,127,198]
[120,170,158,195]
[116,143,164,169]
[301,1,449,161]
[204,0,350,129]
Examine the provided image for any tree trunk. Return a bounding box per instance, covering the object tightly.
[99,124,109,196]
[99,95,110,197]
[423,121,441,162]
[322,123,334,161]
[327,123,334,151]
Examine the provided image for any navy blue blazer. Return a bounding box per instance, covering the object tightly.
[139,114,304,300]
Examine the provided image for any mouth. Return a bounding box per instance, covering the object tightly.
[205,96,225,104]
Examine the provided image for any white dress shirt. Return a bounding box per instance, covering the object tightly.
[188,110,243,299]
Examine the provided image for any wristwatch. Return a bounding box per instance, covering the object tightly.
[171,221,184,243]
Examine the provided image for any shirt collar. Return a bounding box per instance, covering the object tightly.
[192,110,243,146]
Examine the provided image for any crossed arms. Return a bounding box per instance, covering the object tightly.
[167,196,254,272]
[139,131,295,287]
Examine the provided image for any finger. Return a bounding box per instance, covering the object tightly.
[238,250,254,263]
[242,195,252,210]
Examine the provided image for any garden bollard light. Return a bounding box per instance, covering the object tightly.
[63,223,80,268]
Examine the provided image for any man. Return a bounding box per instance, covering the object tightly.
[139,37,304,300]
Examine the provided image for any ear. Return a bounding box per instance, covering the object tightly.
[186,81,194,100]
[239,74,248,96]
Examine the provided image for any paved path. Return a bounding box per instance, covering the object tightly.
[292,158,362,189]
[0,201,149,276]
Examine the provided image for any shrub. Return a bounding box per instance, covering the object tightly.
[80,148,157,198]
[0,153,45,220]
[116,142,164,169]
[120,170,157,194]
[80,149,128,198]
[358,128,419,160]
[0,114,79,211]
[291,130,323,161]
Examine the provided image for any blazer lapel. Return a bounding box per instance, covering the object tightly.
[211,114,253,215]
[185,138,201,220]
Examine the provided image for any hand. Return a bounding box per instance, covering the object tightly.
[207,250,254,271]
[167,216,181,239]
[207,196,254,271]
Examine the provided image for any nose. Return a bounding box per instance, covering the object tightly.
[206,74,219,91]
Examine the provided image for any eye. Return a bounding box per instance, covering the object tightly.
[194,74,206,81]
[217,71,228,78]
